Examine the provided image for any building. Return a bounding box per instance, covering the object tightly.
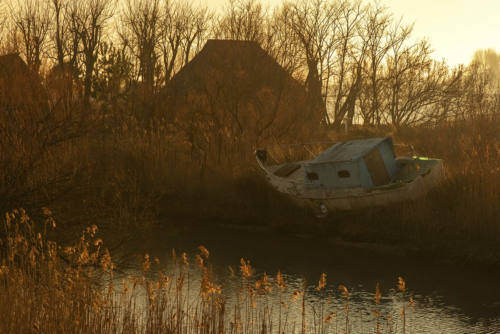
[0,53,48,113]
[163,40,320,145]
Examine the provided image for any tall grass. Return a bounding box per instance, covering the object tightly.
[3,97,499,269]
[329,117,500,265]
[0,209,414,333]
[3,65,499,267]
[97,113,500,266]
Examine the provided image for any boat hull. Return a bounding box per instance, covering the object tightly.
[281,160,444,212]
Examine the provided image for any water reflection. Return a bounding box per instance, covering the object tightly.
[123,224,500,333]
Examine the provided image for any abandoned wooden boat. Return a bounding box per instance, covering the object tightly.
[255,137,444,213]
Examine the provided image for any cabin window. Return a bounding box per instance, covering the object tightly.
[338,170,350,178]
[306,172,319,181]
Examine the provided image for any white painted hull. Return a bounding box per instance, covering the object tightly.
[259,156,444,212]
[284,160,444,212]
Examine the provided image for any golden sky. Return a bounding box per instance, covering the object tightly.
[205,0,500,67]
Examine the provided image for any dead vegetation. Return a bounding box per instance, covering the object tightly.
[0,3,499,332]
[0,0,499,306]
[0,210,416,333]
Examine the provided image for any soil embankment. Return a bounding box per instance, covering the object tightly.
[161,194,500,272]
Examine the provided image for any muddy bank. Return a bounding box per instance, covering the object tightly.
[161,200,500,272]
[213,222,406,258]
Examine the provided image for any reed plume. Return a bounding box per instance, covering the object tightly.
[0,209,422,333]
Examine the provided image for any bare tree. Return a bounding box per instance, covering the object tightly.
[358,3,393,125]
[214,0,270,43]
[49,0,67,72]
[0,53,88,214]
[472,48,500,77]
[46,0,85,105]
[380,24,462,126]
[69,0,116,111]
[181,2,213,66]
[266,3,302,76]
[389,56,453,125]
[329,0,365,128]
[288,0,343,125]
[383,21,416,125]
[455,61,500,120]
[119,0,162,88]
[59,1,84,83]
[159,0,185,82]
[8,0,52,74]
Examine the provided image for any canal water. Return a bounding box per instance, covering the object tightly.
[128,224,500,333]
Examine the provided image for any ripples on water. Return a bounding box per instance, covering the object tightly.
[120,225,500,333]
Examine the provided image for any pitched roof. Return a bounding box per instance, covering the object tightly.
[0,53,48,111]
[167,39,307,101]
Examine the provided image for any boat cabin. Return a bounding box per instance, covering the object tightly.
[305,137,400,189]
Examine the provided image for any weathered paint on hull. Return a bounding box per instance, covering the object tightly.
[283,160,444,212]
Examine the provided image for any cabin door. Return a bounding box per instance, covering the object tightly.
[363,147,391,186]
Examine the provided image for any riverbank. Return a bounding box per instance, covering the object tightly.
[3,114,500,275]
[159,196,500,272]
[153,119,500,271]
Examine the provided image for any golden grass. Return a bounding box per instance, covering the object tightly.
[104,113,500,263]
[0,209,415,334]
[79,111,500,269]
[334,118,500,261]
[2,95,499,271]
[3,76,498,268]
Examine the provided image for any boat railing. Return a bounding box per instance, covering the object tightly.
[256,142,415,166]
[393,144,416,157]
[254,142,338,166]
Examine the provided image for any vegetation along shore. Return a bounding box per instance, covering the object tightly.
[0,0,499,331]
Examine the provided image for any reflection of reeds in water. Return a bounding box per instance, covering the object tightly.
[374,283,382,334]
[0,210,414,333]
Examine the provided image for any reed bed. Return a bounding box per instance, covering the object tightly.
[332,117,500,263]
[99,114,500,266]
[0,209,415,334]
[2,81,499,267]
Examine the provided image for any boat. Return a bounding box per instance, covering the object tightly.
[255,137,444,214]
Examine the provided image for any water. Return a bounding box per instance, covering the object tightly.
[126,224,500,333]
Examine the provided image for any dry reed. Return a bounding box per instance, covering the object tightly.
[0,209,416,334]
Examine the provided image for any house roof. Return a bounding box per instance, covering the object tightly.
[0,53,48,111]
[310,138,390,164]
[162,39,320,139]
[166,39,307,101]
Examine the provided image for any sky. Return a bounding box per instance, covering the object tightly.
[205,0,500,67]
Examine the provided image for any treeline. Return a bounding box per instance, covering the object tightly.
[0,0,499,128]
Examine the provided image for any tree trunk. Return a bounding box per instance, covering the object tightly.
[333,66,362,130]
[305,58,328,124]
